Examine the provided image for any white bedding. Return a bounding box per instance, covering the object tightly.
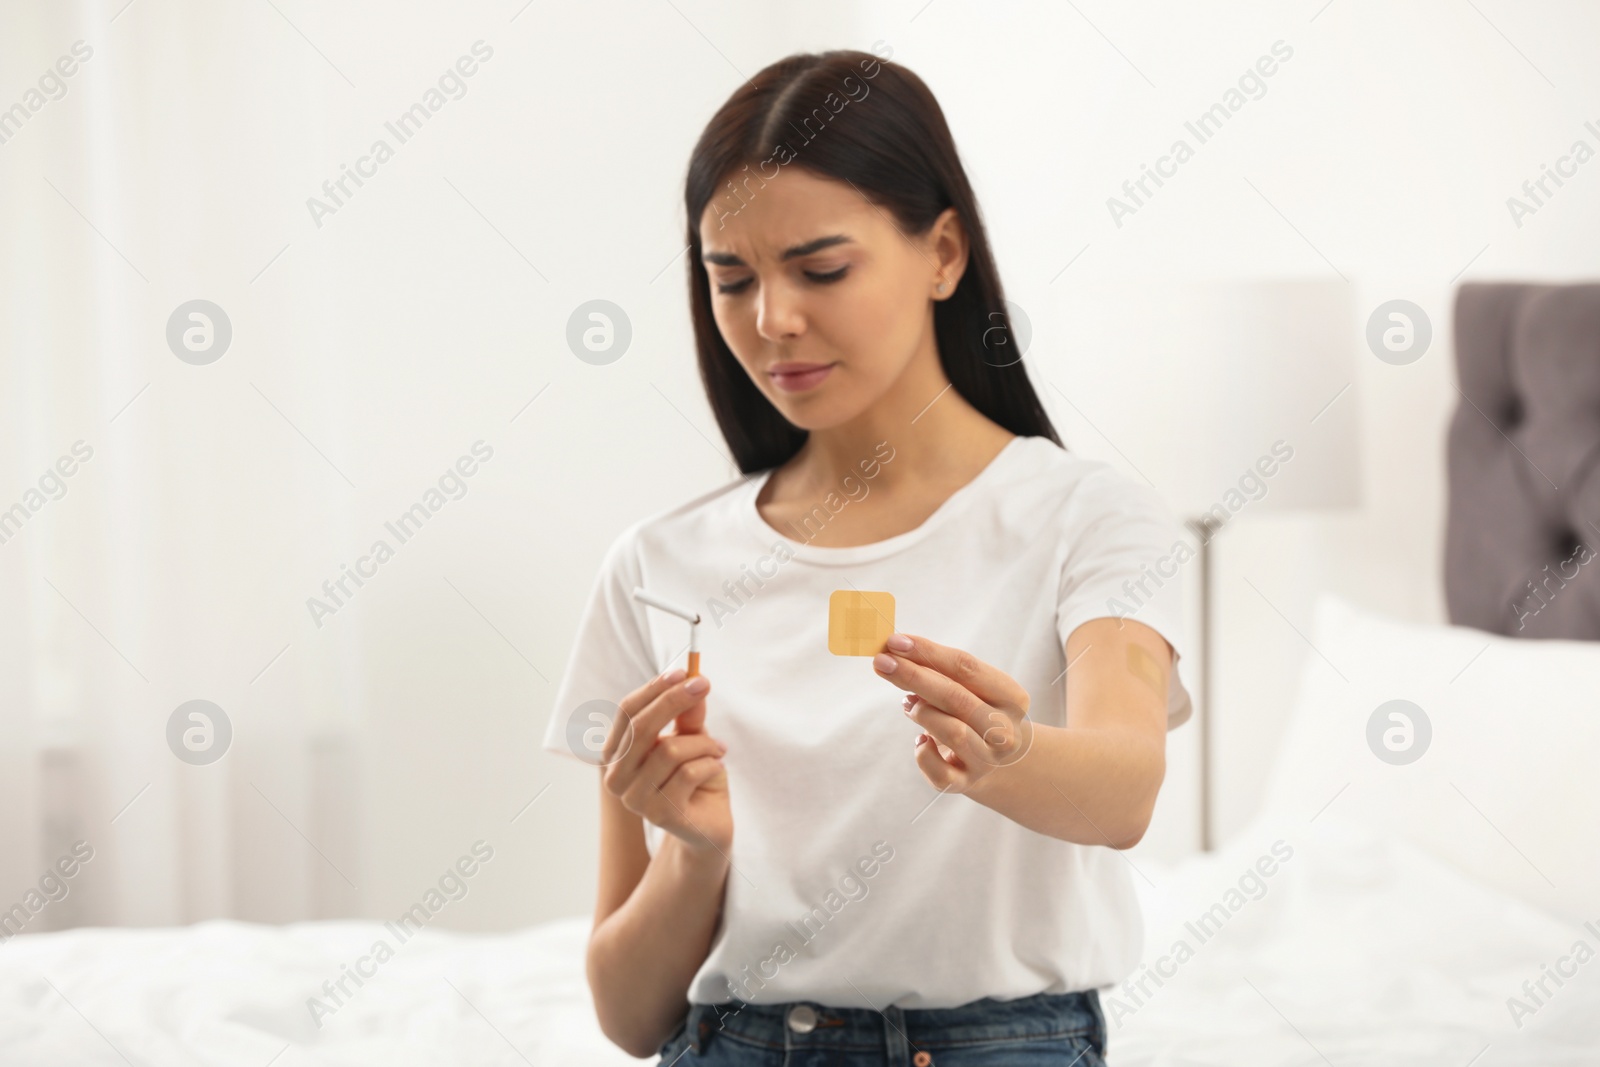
[0,913,647,1066]
[1106,593,1600,1064]
[2,810,1595,1064]
[1114,810,1600,1065]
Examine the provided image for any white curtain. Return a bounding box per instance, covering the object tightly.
[1,0,757,932]
[1,1,364,928]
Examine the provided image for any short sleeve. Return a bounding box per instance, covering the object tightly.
[1055,469,1194,729]
[540,525,661,766]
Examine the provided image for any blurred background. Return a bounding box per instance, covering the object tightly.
[2,0,1597,934]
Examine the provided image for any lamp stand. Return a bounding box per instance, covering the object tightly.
[1187,514,1225,853]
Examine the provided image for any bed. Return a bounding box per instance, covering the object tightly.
[3,283,1598,1064]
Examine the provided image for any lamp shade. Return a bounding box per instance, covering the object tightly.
[1055,278,1361,518]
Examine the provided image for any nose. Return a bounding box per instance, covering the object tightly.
[755,276,805,342]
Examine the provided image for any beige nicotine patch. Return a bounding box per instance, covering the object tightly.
[1126,642,1165,696]
[828,590,896,656]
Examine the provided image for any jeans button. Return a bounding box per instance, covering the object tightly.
[786,1004,818,1034]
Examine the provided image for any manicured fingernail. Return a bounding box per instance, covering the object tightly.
[886,633,913,652]
[716,740,728,754]
[685,675,709,694]
[661,667,686,684]
[873,653,897,673]
[915,733,929,747]
[904,703,915,717]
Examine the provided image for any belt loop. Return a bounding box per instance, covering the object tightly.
[1088,988,1107,1053]
[685,1003,704,1054]
[882,1003,909,1065]
[694,999,741,1053]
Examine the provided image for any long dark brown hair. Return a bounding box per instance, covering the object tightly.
[683,47,1063,474]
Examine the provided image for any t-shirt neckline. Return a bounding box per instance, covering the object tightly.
[740,435,1029,566]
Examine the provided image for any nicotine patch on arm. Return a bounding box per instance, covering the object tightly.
[1126,642,1165,697]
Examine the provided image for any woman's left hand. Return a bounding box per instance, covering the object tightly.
[872,632,1033,792]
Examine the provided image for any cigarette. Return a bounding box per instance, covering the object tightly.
[631,587,701,677]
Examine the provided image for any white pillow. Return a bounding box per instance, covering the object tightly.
[1258,593,1600,924]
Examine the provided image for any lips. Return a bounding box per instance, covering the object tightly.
[768,361,837,393]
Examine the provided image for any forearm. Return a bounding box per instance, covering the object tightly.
[587,835,729,1058]
[963,723,1164,847]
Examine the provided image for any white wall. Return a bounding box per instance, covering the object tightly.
[3,0,1597,930]
[843,0,1600,850]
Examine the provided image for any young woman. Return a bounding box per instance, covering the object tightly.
[539,47,1192,1067]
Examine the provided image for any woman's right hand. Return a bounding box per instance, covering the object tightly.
[600,668,732,856]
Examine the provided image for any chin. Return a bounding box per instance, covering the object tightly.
[770,394,873,433]
[769,404,833,432]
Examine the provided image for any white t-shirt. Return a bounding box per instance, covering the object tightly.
[540,433,1192,1009]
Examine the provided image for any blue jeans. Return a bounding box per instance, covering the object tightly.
[654,988,1107,1066]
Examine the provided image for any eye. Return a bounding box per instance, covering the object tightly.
[713,265,847,296]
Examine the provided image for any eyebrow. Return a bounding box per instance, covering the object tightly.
[701,234,853,267]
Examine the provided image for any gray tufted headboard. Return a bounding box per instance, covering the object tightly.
[1445,281,1600,638]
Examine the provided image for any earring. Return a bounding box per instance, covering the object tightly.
[936,281,947,294]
